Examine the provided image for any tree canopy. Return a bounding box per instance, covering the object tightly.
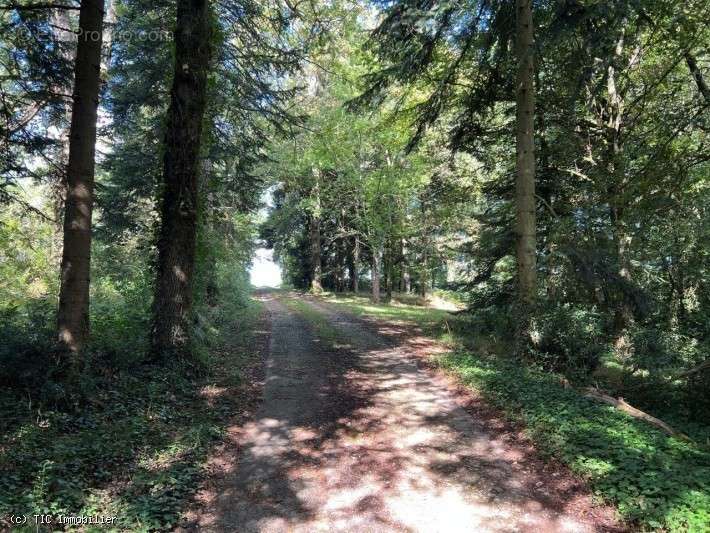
[0,0,708,529]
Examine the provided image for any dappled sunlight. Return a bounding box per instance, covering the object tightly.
[187,293,620,532]
[434,350,710,529]
[199,384,230,407]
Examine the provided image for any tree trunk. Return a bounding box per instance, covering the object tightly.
[685,53,710,104]
[309,169,323,292]
[514,0,537,350]
[371,247,381,304]
[309,214,322,292]
[402,239,411,293]
[336,238,346,292]
[49,6,75,219]
[665,257,686,328]
[48,7,76,272]
[611,207,634,336]
[352,238,360,293]
[420,246,429,299]
[151,0,212,360]
[606,27,634,342]
[101,0,117,74]
[384,241,393,302]
[56,0,104,358]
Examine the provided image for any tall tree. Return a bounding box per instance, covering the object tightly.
[514,0,537,349]
[151,0,213,360]
[56,0,104,358]
[309,170,323,292]
[371,245,381,303]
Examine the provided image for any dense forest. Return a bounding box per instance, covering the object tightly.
[1,0,709,531]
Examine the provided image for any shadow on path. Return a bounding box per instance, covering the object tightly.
[184,291,623,532]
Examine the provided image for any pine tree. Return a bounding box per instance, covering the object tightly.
[56,0,105,358]
[151,0,213,360]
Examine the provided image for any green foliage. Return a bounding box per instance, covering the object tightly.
[359,0,710,426]
[436,351,710,532]
[0,4,74,198]
[0,299,58,396]
[465,305,515,342]
[531,304,607,379]
[88,260,153,369]
[629,328,702,377]
[0,298,264,531]
[2,0,709,528]
[0,200,62,399]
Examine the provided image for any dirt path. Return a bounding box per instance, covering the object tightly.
[185,291,621,532]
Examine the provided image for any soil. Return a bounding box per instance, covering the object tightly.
[180,291,624,532]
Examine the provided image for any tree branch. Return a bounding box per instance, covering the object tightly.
[685,53,710,105]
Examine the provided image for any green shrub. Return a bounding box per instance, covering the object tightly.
[88,275,152,368]
[630,327,701,375]
[532,303,606,378]
[0,295,263,532]
[0,299,63,400]
[468,305,515,339]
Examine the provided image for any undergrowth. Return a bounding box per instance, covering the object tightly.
[0,297,264,532]
[436,352,710,532]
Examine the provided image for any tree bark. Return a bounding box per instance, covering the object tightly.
[402,239,411,293]
[101,0,117,74]
[151,0,212,360]
[610,207,634,335]
[308,169,323,292]
[56,0,104,358]
[371,246,381,304]
[384,240,393,302]
[420,246,428,299]
[336,237,346,292]
[514,0,537,308]
[309,214,322,292]
[49,6,75,211]
[685,52,710,104]
[48,7,76,267]
[514,0,537,351]
[352,238,360,293]
[606,27,634,340]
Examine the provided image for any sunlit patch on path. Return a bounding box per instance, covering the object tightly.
[184,292,621,532]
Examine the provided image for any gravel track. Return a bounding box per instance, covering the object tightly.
[184,291,622,532]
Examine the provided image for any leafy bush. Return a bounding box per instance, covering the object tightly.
[467,305,515,340]
[688,367,710,422]
[0,299,64,400]
[629,327,701,375]
[606,326,710,424]
[89,274,152,368]
[532,303,607,378]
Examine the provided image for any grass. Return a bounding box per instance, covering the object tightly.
[321,293,710,532]
[282,296,343,345]
[0,297,265,532]
[319,292,455,338]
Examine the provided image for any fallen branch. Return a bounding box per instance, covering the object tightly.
[582,387,691,442]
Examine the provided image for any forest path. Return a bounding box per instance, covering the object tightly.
[186,291,620,532]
